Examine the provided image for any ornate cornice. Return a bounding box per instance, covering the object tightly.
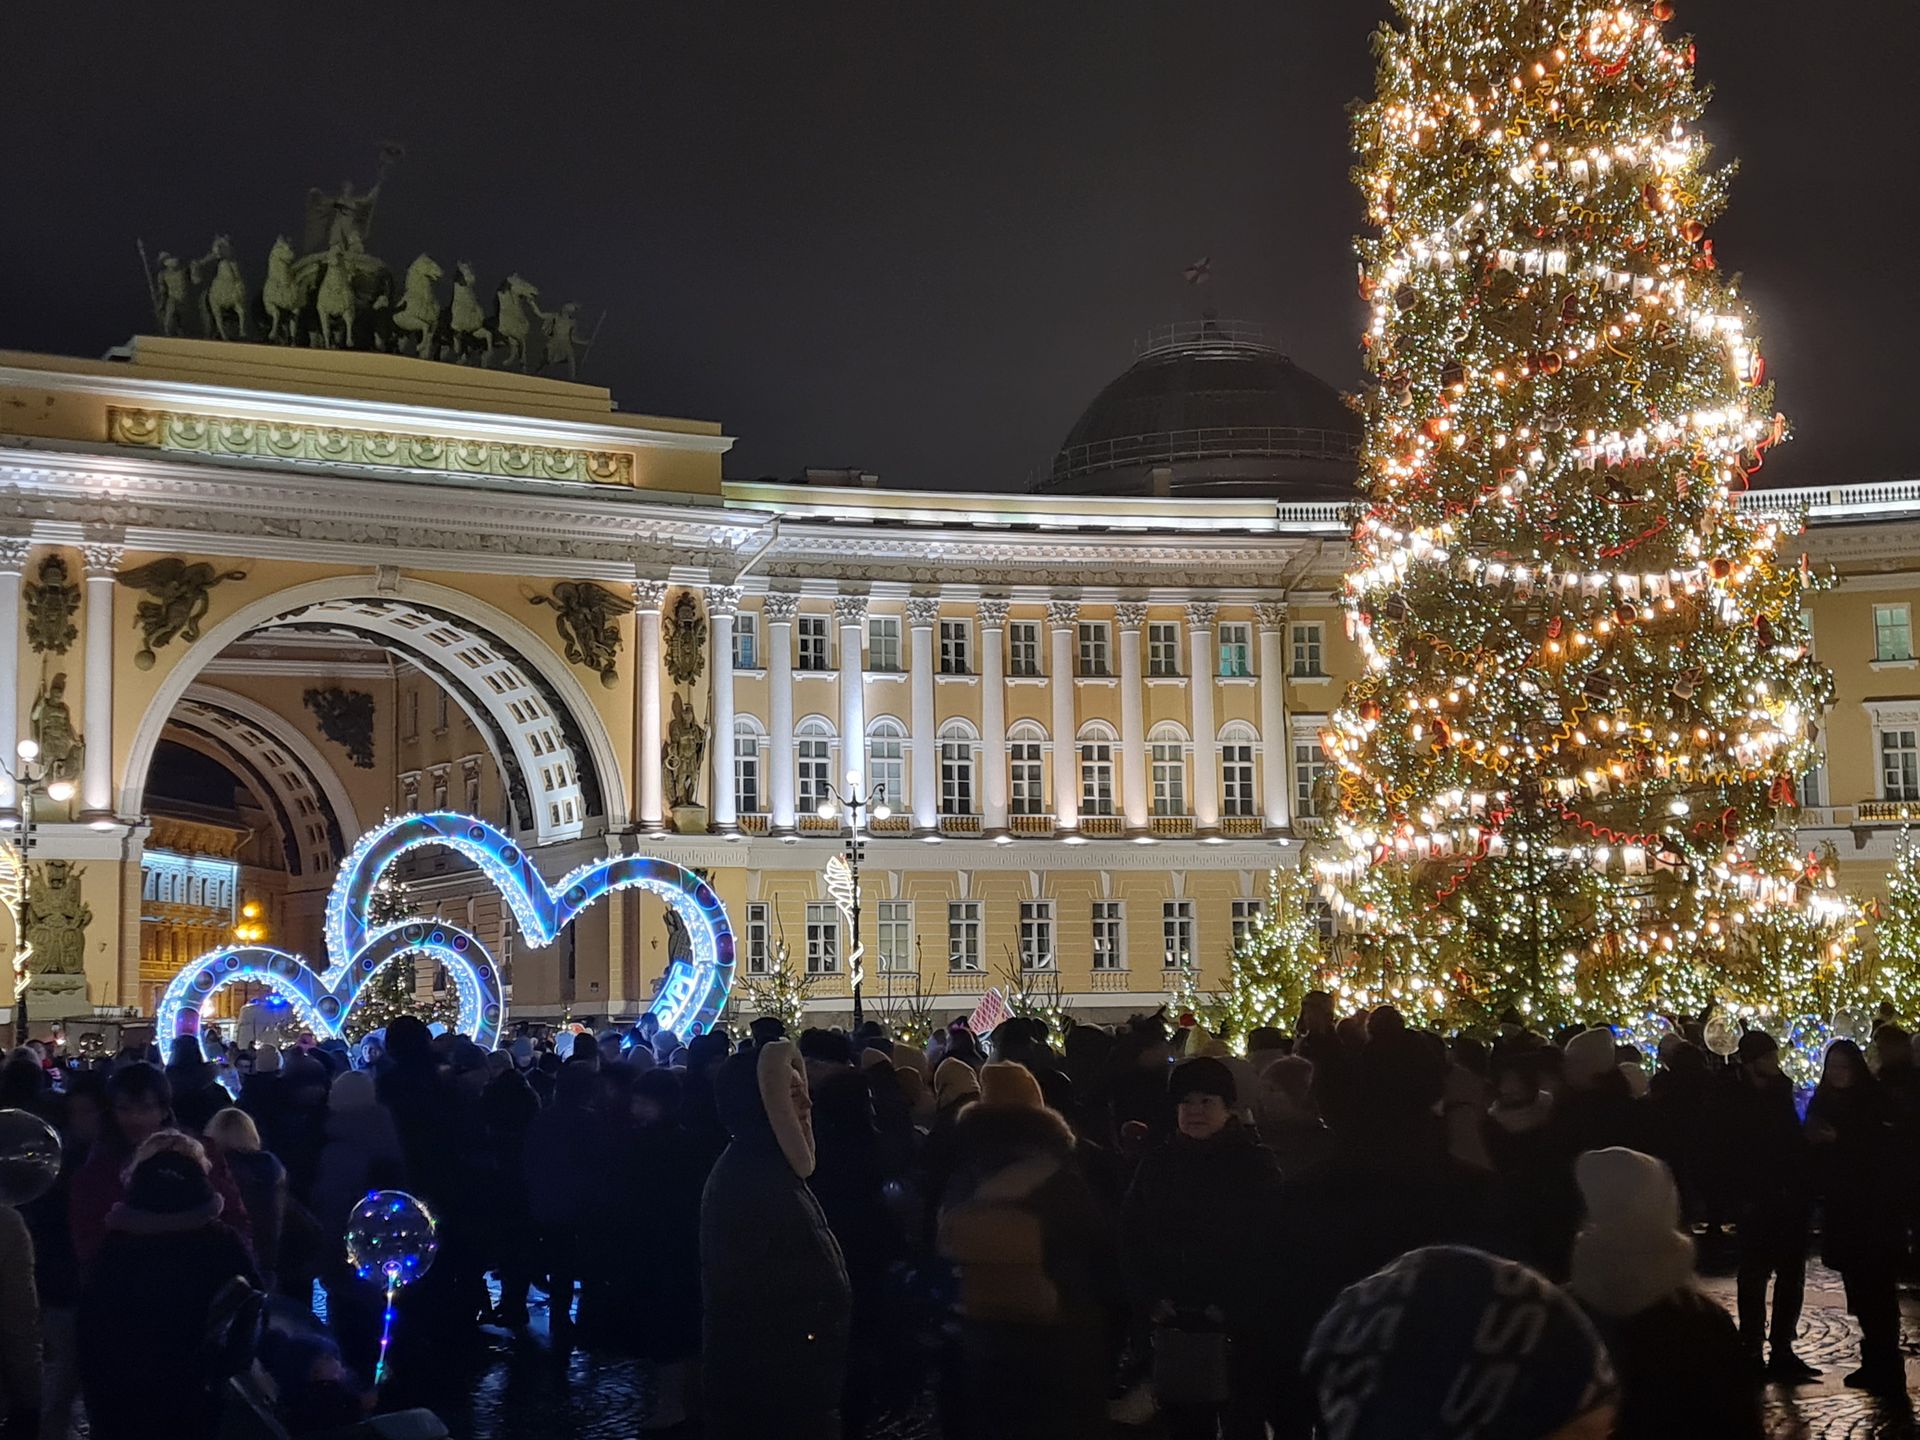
[761,592,801,622]
[832,594,871,624]
[905,597,942,626]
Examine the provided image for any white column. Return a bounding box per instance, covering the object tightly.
[0,540,28,815]
[1257,602,1291,830]
[1047,600,1079,830]
[978,599,1009,833]
[907,597,940,831]
[835,594,868,785]
[1116,602,1148,830]
[633,580,668,830]
[765,592,799,831]
[707,586,741,831]
[81,543,122,817]
[1188,600,1220,831]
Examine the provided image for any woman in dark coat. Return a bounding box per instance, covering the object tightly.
[1807,1039,1906,1394]
[701,1039,850,1440]
[78,1138,260,1440]
[165,1037,231,1135]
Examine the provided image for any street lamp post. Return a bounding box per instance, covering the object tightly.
[817,770,889,1029]
[3,738,79,1045]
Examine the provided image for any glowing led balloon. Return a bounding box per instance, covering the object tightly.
[1702,1013,1741,1058]
[346,1188,438,1384]
[0,1108,62,1208]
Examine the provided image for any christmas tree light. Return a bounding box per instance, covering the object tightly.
[1169,869,1334,1048]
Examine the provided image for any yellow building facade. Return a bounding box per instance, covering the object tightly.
[1,336,1916,1031]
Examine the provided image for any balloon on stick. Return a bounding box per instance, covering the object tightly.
[0,1109,61,1208]
[344,1189,438,1383]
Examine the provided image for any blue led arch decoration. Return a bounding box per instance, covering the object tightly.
[158,811,736,1051]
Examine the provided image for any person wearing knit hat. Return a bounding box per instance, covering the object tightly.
[1567,1149,1762,1438]
[1305,1246,1616,1440]
[978,1060,1045,1111]
[933,1055,981,1116]
[1562,1027,1618,1089]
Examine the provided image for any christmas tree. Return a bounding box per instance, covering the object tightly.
[1865,831,1920,1018]
[1165,869,1331,1050]
[345,874,460,1039]
[1323,0,1831,1030]
[731,939,815,1035]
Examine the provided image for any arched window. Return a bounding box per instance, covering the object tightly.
[1077,720,1117,818]
[733,716,766,816]
[867,717,907,811]
[938,719,977,817]
[1149,722,1190,818]
[1218,720,1260,819]
[795,717,836,815]
[1008,721,1048,817]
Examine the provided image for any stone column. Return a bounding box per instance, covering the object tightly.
[706,586,741,831]
[764,592,799,831]
[1257,602,1291,830]
[632,580,668,831]
[1047,600,1079,829]
[0,540,28,816]
[1116,602,1148,830]
[977,599,1010,833]
[906,597,940,831]
[1187,600,1221,831]
[81,543,123,818]
[835,594,869,787]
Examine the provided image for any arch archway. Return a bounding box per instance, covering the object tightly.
[123,577,627,845]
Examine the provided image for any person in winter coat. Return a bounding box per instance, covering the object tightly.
[1123,1056,1290,1440]
[1566,1148,1761,1438]
[1553,1027,1647,1158]
[164,1036,231,1135]
[936,1062,1114,1440]
[308,1070,406,1239]
[701,1039,850,1440]
[0,1195,39,1436]
[205,1107,288,1292]
[524,1062,609,1335]
[1721,1030,1818,1379]
[1485,1048,1575,1277]
[1806,1039,1907,1394]
[77,1137,260,1440]
[481,1063,540,1329]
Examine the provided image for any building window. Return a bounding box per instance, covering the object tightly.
[1222,742,1257,817]
[805,903,839,974]
[1798,758,1826,810]
[404,690,420,740]
[1232,898,1264,951]
[464,768,482,815]
[1009,738,1045,816]
[434,689,449,732]
[1008,621,1042,677]
[868,721,905,808]
[1077,622,1111,677]
[1018,901,1055,971]
[797,615,830,671]
[940,734,975,816]
[877,900,913,973]
[947,901,983,972]
[868,615,902,672]
[734,724,762,814]
[1148,622,1181,677]
[1881,728,1920,802]
[1092,901,1125,970]
[733,613,759,669]
[1219,621,1255,678]
[1151,736,1187,817]
[1875,604,1913,663]
[939,619,972,675]
[1080,741,1115,816]
[430,767,450,810]
[1294,736,1331,819]
[797,725,833,814]
[745,902,772,975]
[1290,622,1325,677]
[1162,900,1195,970]
[1312,898,1337,946]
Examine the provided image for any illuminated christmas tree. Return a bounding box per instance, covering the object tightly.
[1322,0,1831,1030]
[1865,831,1920,1019]
[345,873,460,1039]
[731,939,815,1035]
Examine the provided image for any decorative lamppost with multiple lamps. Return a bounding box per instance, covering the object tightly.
[3,738,79,1044]
[816,770,889,1029]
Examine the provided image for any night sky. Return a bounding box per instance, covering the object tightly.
[4,2,1912,492]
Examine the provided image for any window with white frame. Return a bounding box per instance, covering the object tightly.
[1882,727,1920,801]
[867,719,906,809]
[434,689,450,732]
[404,690,420,740]
[1148,622,1181,677]
[745,902,772,974]
[734,721,763,814]
[947,901,983,971]
[733,613,759,669]
[1293,723,1332,819]
[805,903,839,974]
[939,619,972,675]
[939,724,976,815]
[796,720,834,814]
[1231,898,1264,951]
[1077,622,1111,677]
[1219,621,1254,678]
[1009,725,1046,816]
[1290,622,1326,677]
[877,900,913,973]
[1079,732,1115,816]
[1150,725,1187,817]
[1221,726,1258,817]
[1798,756,1826,809]
[1092,901,1125,970]
[1162,900,1195,970]
[797,614,830,671]
[1875,604,1913,663]
[1019,901,1055,971]
[1312,897,1337,946]
[1008,621,1042,677]
[868,615,902,672]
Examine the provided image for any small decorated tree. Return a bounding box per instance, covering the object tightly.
[731,939,814,1035]
[345,874,460,1040]
[1209,869,1335,1044]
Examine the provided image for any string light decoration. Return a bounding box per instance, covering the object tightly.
[1322,0,1838,1031]
[1868,831,1920,1019]
[1166,869,1335,1048]
[346,875,460,1039]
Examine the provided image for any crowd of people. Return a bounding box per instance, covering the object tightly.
[0,997,1915,1440]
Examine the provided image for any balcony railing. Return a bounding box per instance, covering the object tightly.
[870,814,912,835]
[1857,800,1920,824]
[1010,814,1055,836]
[944,970,989,993]
[1079,816,1124,838]
[796,814,840,835]
[939,814,983,836]
[1221,815,1264,837]
[1090,970,1132,992]
[737,813,770,835]
[1152,815,1195,838]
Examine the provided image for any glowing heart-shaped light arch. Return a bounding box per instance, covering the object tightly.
[157,812,735,1052]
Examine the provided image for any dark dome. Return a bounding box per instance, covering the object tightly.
[1039,321,1361,501]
